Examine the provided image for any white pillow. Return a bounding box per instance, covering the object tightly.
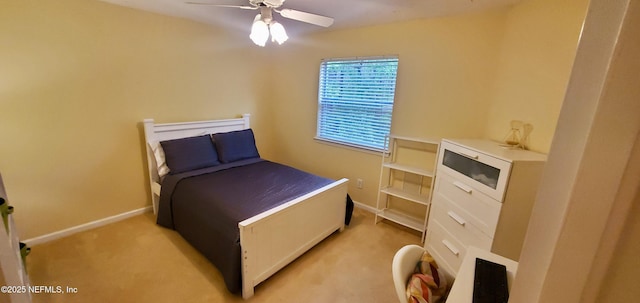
[149,140,170,178]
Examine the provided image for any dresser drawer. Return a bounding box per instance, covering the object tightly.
[434,173,502,237]
[426,220,467,274]
[429,197,493,250]
[438,140,512,201]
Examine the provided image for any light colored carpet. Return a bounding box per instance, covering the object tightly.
[27,208,421,303]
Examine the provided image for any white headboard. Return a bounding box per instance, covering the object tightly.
[142,114,251,214]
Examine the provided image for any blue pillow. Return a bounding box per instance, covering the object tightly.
[213,129,260,163]
[160,135,220,174]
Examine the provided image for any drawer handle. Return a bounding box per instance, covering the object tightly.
[442,240,460,256]
[453,181,473,194]
[447,211,466,226]
[459,150,479,159]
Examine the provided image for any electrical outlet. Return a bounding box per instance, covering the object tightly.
[356,178,364,189]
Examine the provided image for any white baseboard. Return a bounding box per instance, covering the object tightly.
[24,206,153,246]
[24,201,374,246]
[352,200,377,214]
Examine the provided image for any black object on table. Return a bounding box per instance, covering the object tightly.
[473,257,509,303]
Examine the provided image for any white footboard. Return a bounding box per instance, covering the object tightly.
[238,178,349,299]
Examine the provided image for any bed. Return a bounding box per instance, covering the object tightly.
[142,114,349,299]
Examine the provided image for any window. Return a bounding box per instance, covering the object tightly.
[316,56,399,152]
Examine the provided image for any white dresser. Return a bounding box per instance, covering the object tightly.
[425,139,546,276]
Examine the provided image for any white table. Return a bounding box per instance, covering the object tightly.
[445,246,518,302]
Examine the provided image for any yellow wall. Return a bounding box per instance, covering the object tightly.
[0,0,274,239]
[483,0,588,152]
[267,0,587,208]
[268,11,509,207]
[1,0,587,240]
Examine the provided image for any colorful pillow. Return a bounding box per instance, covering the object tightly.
[406,251,448,303]
[212,129,260,163]
[160,135,220,174]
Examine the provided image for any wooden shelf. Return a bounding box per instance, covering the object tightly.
[389,135,440,145]
[377,208,424,232]
[383,163,434,177]
[376,135,440,242]
[380,187,430,206]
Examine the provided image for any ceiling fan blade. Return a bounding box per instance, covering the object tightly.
[185,2,257,10]
[277,9,334,27]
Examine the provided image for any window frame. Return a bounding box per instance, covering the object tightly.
[314,55,399,153]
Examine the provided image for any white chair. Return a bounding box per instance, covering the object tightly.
[392,244,426,303]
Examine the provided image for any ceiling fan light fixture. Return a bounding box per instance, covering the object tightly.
[187,1,334,46]
[269,21,288,45]
[249,14,269,47]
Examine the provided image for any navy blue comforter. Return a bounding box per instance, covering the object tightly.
[156,159,335,294]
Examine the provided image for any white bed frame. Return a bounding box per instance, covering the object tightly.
[142,114,349,299]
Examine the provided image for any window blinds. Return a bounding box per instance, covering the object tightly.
[316,56,399,151]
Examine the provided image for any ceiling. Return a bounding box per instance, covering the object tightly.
[99,0,523,37]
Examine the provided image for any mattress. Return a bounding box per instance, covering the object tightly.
[156,158,335,293]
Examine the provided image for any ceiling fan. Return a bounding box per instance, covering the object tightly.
[186,0,335,46]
